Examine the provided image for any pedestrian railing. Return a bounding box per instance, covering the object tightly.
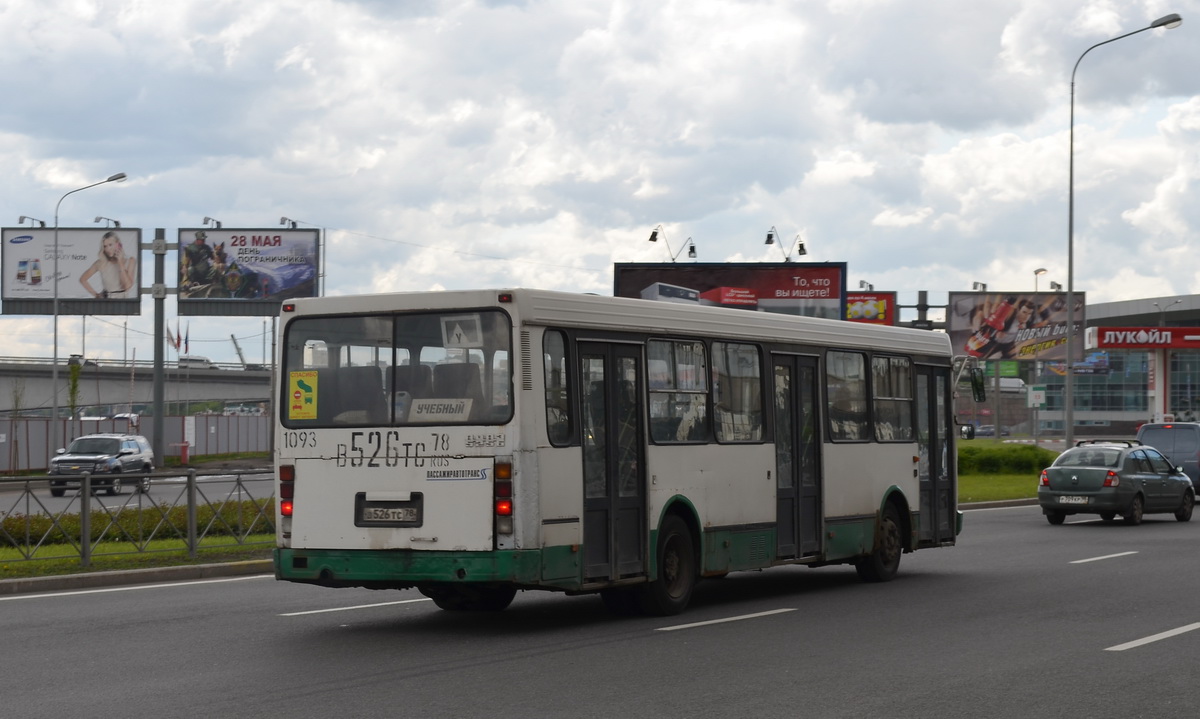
[0,470,275,568]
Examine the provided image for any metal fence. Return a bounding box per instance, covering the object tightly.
[0,469,275,568]
[1,415,270,474]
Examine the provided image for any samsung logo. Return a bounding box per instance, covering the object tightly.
[8,235,34,244]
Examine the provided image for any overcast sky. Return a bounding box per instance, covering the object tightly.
[2,0,1198,364]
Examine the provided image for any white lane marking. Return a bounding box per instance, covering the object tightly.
[280,598,432,616]
[1070,551,1138,564]
[961,505,1037,512]
[656,608,795,632]
[0,574,271,601]
[1105,623,1200,652]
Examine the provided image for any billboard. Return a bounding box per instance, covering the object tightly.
[2,227,143,315]
[946,291,1085,362]
[177,228,319,316]
[845,291,897,325]
[613,262,847,320]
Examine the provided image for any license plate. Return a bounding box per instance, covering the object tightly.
[1059,495,1088,504]
[361,507,418,523]
[354,492,423,528]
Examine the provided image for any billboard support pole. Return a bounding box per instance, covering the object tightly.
[151,229,168,461]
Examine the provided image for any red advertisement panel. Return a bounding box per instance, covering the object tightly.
[845,291,897,325]
[1089,327,1200,349]
[614,262,847,320]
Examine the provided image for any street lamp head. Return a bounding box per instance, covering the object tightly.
[1034,268,1047,276]
[106,172,127,183]
[1151,13,1182,29]
[765,226,778,245]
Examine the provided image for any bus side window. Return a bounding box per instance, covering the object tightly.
[544,330,571,445]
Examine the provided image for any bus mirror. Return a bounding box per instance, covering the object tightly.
[961,424,976,440]
[969,367,987,402]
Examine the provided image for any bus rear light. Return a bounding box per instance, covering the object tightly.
[1103,471,1120,487]
[495,456,514,537]
[280,464,295,516]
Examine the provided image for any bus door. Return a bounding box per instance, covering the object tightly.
[916,366,955,544]
[772,355,822,558]
[579,342,647,582]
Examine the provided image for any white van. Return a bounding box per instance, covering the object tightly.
[178,355,216,369]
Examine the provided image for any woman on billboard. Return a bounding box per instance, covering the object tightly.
[79,231,136,298]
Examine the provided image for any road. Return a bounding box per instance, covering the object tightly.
[3,505,1198,718]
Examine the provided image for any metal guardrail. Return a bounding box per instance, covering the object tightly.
[0,355,273,370]
[0,469,275,567]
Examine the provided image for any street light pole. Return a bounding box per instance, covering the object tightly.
[1065,13,1181,445]
[50,172,126,456]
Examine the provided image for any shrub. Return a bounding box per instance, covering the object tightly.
[1,499,275,548]
[958,443,1058,475]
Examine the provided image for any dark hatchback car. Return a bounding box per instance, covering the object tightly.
[1038,440,1194,525]
[48,434,155,496]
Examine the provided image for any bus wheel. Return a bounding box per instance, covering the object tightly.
[419,585,516,612]
[600,588,641,616]
[855,504,902,583]
[636,515,697,616]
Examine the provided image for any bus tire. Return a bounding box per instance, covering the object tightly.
[855,503,902,583]
[419,584,516,612]
[636,514,697,616]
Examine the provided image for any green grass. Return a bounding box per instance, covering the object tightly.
[958,473,1039,503]
[0,535,274,579]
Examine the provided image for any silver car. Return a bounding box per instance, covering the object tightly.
[1038,440,1194,525]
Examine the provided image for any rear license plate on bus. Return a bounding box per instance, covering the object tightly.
[1059,496,1088,504]
[354,492,423,528]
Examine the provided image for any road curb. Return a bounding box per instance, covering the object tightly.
[0,559,273,597]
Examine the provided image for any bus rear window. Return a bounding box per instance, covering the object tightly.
[282,310,513,428]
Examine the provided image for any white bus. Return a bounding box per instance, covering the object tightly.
[274,288,965,615]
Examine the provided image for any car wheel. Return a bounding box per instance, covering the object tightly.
[138,467,152,494]
[855,504,903,582]
[50,488,64,498]
[1099,512,1116,522]
[1123,495,1144,526]
[107,474,122,496]
[1046,510,1066,525]
[1176,492,1194,522]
